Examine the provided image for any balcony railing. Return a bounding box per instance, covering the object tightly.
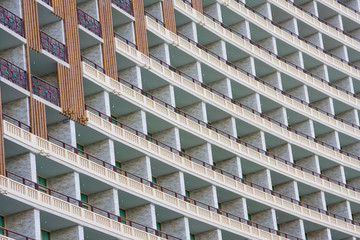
[5,170,181,240]
[85,105,360,229]
[335,0,360,14]
[202,11,360,100]
[77,8,102,38]
[225,0,360,76]
[282,0,360,42]
[0,56,28,90]
[111,0,133,16]
[0,5,24,37]
[81,55,105,73]
[114,32,137,49]
[41,0,52,7]
[144,11,165,27]
[31,75,60,106]
[40,31,67,62]
[0,226,35,240]
[2,113,31,132]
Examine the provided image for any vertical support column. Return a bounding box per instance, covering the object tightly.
[85,139,116,165]
[158,171,185,195]
[221,198,248,219]
[89,188,120,215]
[48,172,81,199]
[162,217,190,240]
[162,0,176,33]
[118,110,147,133]
[0,87,5,176]
[307,228,332,240]
[185,143,213,165]
[153,128,181,150]
[6,153,37,181]
[98,0,118,79]
[122,156,152,181]
[85,91,111,115]
[279,219,305,240]
[251,209,277,229]
[190,185,218,207]
[133,0,149,55]
[22,0,41,51]
[196,229,222,240]
[127,204,156,228]
[7,209,41,239]
[48,119,77,146]
[30,98,47,139]
[192,0,203,13]
[52,226,84,240]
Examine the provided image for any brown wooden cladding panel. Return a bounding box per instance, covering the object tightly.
[30,98,47,139]
[52,0,64,18]
[162,0,177,33]
[0,86,5,176]
[192,0,203,13]
[133,0,149,55]
[22,0,41,51]
[98,0,118,79]
[57,0,86,122]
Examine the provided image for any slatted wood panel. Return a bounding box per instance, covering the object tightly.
[52,0,64,18]
[0,86,4,176]
[98,0,118,79]
[133,0,149,55]
[192,0,203,13]
[30,98,47,139]
[22,0,41,51]
[162,0,177,33]
[57,0,86,122]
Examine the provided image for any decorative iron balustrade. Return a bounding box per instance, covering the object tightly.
[0,5,24,36]
[111,0,133,16]
[31,75,60,106]
[77,8,102,37]
[0,56,28,90]
[40,31,67,62]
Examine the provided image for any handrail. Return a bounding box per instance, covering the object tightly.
[114,32,138,49]
[0,5,24,37]
[2,113,31,132]
[281,0,360,42]
[47,110,299,240]
[85,105,360,228]
[144,11,165,27]
[111,0,133,16]
[216,0,360,80]
[334,0,360,14]
[31,74,60,106]
[5,170,181,240]
[202,11,360,100]
[0,55,28,90]
[0,226,35,240]
[81,55,105,73]
[40,30,67,62]
[77,7,102,37]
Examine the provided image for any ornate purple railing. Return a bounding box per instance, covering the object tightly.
[0,56,28,90]
[81,55,105,73]
[0,226,35,240]
[222,0,360,75]
[5,171,181,240]
[0,5,24,37]
[114,32,138,49]
[31,75,60,106]
[77,8,102,37]
[85,105,360,228]
[40,31,67,62]
[202,11,360,100]
[41,0,52,6]
[111,0,133,16]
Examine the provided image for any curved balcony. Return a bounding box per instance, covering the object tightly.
[5,170,181,240]
[85,105,360,229]
[40,31,67,62]
[0,56,28,90]
[0,226,34,240]
[0,5,24,37]
[31,75,60,106]
[77,8,102,38]
[111,0,133,16]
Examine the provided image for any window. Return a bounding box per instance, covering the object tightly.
[119,208,126,224]
[185,190,190,202]
[181,148,185,156]
[0,215,4,235]
[77,143,85,155]
[41,230,51,240]
[156,222,162,236]
[111,115,117,124]
[37,176,48,193]
[147,133,153,142]
[152,176,157,184]
[190,234,195,240]
[81,193,89,210]
[115,161,122,172]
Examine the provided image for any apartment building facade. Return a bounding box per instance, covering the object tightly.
[0,0,360,239]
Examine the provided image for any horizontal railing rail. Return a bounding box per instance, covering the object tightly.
[335,0,360,14]
[85,105,360,229]
[77,7,102,37]
[5,170,181,240]
[2,113,31,132]
[0,226,35,240]
[81,55,105,73]
[281,0,360,42]
[0,5,24,36]
[114,32,138,49]
[144,11,165,27]
[40,30,67,62]
[0,56,28,90]
[31,75,60,106]
[202,11,360,100]
[111,0,133,16]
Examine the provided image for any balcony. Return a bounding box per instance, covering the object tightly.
[0,56,28,90]
[31,75,60,106]
[111,0,133,16]
[0,226,34,240]
[0,5,24,37]
[40,30,67,62]
[77,7,102,38]
[81,55,104,73]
